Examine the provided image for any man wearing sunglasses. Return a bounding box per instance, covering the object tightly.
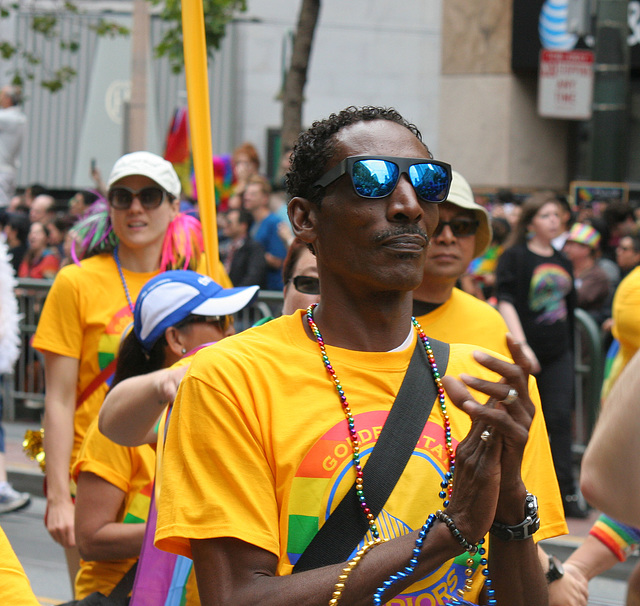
[157,106,565,606]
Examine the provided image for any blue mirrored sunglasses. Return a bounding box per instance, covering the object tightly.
[313,155,452,203]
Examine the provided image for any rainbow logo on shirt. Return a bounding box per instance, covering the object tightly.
[286,410,485,603]
[124,478,153,525]
[529,262,572,324]
[97,305,134,373]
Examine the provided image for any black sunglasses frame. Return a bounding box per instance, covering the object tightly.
[312,155,452,203]
[173,314,232,332]
[292,275,320,295]
[108,186,169,210]
[433,218,480,238]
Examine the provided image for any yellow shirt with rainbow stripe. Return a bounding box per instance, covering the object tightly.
[156,312,566,605]
[72,418,155,599]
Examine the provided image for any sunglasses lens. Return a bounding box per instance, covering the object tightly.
[352,160,399,198]
[409,163,450,202]
[108,188,133,209]
[138,187,165,208]
[108,187,164,209]
[294,276,320,294]
[451,219,478,237]
[434,219,479,237]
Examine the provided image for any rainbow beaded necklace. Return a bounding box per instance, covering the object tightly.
[114,246,135,315]
[305,303,492,605]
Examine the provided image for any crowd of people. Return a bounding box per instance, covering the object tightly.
[0,105,639,605]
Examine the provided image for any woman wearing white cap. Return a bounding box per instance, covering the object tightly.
[32,152,207,586]
[70,271,258,602]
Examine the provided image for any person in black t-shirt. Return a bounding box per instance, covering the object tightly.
[496,191,586,519]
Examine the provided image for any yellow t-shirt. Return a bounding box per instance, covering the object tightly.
[0,527,40,606]
[72,418,156,599]
[156,312,566,604]
[415,287,511,358]
[33,254,158,468]
[155,353,195,502]
[604,266,640,398]
[32,253,214,470]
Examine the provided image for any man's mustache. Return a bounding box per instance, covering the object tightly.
[373,226,430,246]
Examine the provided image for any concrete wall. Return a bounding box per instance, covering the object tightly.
[439,0,569,189]
[231,0,445,161]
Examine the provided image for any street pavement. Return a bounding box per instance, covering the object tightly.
[2,420,636,605]
[3,496,70,605]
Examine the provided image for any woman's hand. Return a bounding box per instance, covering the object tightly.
[46,498,76,548]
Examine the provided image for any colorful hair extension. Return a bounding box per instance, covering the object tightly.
[160,213,204,271]
[70,203,203,271]
[70,200,118,264]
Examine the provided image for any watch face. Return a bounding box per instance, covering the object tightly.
[547,555,565,582]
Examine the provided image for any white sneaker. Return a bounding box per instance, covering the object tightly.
[0,483,31,514]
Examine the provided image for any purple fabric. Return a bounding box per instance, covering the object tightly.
[130,488,189,606]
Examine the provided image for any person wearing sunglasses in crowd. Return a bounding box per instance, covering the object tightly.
[413,172,588,606]
[412,171,509,359]
[281,237,320,315]
[153,106,565,606]
[32,151,206,589]
[98,239,315,450]
[72,271,258,602]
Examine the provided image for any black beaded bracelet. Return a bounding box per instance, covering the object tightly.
[435,510,478,555]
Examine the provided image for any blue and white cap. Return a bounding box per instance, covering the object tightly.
[134,270,259,351]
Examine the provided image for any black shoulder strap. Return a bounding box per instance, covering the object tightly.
[293,337,450,572]
[108,560,139,602]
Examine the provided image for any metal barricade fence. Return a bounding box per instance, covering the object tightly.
[573,308,605,457]
[3,279,53,422]
[2,280,605,459]
[2,279,283,422]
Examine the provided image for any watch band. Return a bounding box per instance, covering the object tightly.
[546,554,565,583]
[490,492,540,541]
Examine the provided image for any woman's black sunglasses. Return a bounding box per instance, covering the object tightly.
[108,186,169,210]
[174,314,232,331]
[292,275,320,295]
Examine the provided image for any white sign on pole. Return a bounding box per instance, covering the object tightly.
[538,49,595,120]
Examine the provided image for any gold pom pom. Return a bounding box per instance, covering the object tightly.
[22,428,46,473]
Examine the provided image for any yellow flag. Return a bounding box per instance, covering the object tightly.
[181,0,219,280]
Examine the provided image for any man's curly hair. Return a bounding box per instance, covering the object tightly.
[285,106,429,206]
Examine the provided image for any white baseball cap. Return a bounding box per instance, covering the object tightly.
[134,270,259,351]
[107,151,182,199]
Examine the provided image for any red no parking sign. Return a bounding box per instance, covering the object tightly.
[538,49,595,120]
